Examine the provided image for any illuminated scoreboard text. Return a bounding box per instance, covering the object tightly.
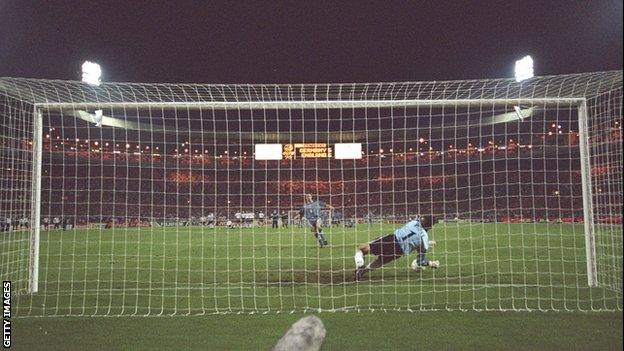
[282,143,333,159]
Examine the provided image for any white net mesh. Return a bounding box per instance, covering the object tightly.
[587,88,623,297]
[0,71,621,316]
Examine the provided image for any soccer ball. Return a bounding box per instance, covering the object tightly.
[411,259,425,272]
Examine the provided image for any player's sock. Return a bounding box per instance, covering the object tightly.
[355,259,381,280]
[318,232,328,246]
[354,250,364,268]
[367,258,383,270]
[354,267,368,281]
[317,234,325,247]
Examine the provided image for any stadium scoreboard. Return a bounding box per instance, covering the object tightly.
[255,143,361,160]
[282,143,333,159]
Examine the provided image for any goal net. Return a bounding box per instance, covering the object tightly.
[0,71,621,316]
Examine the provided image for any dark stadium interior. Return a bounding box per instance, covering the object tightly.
[1,93,621,229]
[16,108,617,227]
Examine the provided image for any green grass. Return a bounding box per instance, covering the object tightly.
[2,222,622,349]
[7,222,621,315]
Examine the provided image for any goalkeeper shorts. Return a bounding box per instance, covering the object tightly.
[369,234,404,264]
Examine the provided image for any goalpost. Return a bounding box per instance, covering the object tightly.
[0,71,621,316]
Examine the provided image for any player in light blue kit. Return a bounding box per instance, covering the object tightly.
[298,194,333,248]
[354,215,440,280]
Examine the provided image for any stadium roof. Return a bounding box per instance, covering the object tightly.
[0,71,621,110]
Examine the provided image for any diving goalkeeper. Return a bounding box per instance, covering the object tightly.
[354,215,439,281]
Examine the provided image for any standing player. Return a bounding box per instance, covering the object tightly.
[298,194,333,248]
[281,211,289,228]
[271,211,279,228]
[52,216,61,229]
[354,215,439,280]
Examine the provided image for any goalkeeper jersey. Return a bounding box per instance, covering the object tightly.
[393,219,429,256]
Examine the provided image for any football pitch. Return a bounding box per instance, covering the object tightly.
[7,222,623,349]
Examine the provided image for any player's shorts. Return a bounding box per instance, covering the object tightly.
[369,234,404,264]
[307,218,320,227]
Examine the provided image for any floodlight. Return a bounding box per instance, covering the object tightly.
[514,55,534,82]
[81,61,102,86]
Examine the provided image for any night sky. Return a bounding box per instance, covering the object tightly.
[0,1,622,84]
